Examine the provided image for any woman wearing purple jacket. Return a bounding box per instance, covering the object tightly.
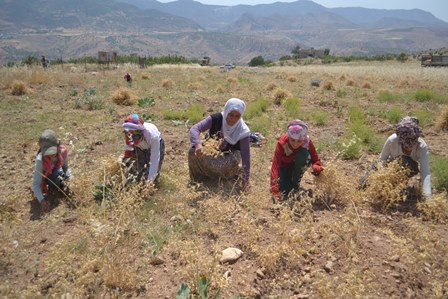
[188,98,251,190]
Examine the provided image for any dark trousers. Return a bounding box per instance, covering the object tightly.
[279,148,309,197]
[46,167,67,193]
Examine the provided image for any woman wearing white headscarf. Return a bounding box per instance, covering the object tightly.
[189,98,251,189]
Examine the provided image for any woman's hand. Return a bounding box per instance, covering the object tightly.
[194,144,204,157]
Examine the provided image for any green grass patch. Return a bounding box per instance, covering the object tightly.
[413,89,447,104]
[310,110,329,126]
[348,106,367,124]
[430,155,448,191]
[410,109,434,128]
[162,103,205,123]
[248,115,270,136]
[336,89,347,98]
[377,90,402,103]
[283,97,302,119]
[385,107,404,124]
[245,97,269,119]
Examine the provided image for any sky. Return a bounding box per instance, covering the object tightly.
[158,0,448,22]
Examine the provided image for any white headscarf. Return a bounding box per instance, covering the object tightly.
[221,98,251,145]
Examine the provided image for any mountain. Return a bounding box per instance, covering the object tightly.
[1,0,448,65]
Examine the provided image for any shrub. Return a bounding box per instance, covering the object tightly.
[137,97,155,107]
[287,76,297,82]
[338,134,363,160]
[265,82,278,91]
[248,115,270,135]
[385,107,404,124]
[364,160,410,211]
[336,89,347,97]
[413,89,436,102]
[322,81,334,90]
[435,107,448,131]
[362,82,371,89]
[272,88,290,105]
[11,80,27,95]
[410,109,433,128]
[245,97,269,119]
[110,88,136,106]
[377,90,401,103]
[311,110,329,126]
[248,55,265,67]
[430,155,448,191]
[282,97,301,118]
[86,97,105,111]
[161,79,174,88]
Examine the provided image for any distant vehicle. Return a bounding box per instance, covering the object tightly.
[220,63,235,71]
[200,56,210,66]
[421,54,448,67]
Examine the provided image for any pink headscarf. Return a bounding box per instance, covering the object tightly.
[287,119,309,141]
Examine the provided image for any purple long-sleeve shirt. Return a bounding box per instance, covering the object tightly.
[190,116,251,182]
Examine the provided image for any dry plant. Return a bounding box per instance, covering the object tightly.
[274,72,287,79]
[188,82,203,91]
[197,75,206,81]
[339,74,346,81]
[313,160,358,207]
[272,88,290,105]
[11,80,27,95]
[227,77,237,84]
[201,135,225,157]
[141,73,150,79]
[364,160,409,210]
[362,82,372,89]
[435,107,448,131]
[216,85,225,93]
[417,193,448,223]
[287,75,297,82]
[346,79,355,86]
[161,78,174,88]
[265,82,278,91]
[30,70,46,84]
[110,88,136,105]
[322,81,334,90]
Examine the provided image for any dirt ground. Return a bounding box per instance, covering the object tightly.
[0,62,447,298]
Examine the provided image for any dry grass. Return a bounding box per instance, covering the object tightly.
[364,161,410,210]
[141,73,150,80]
[161,78,174,88]
[272,88,290,105]
[110,87,136,105]
[227,77,237,84]
[11,80,27,95]
[346,79,355,86]
[287,75,297,82]
[1,62,448,299]
[362,81,372,89]
[436,107,448,131]
[322,81,334,90]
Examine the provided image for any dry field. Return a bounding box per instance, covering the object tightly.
[0,61,447,298]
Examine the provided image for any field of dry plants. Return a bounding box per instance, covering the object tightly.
[1,60,448,298]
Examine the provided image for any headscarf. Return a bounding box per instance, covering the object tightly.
[122,114,145,145]
[287,119,309,141]
[221,98,251,145]
[396,116,423,148]
[38,129,66,193]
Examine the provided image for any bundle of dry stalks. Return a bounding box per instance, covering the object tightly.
[110,88,136,105]
[364,160,409,210]
[417,193,448,224]
[11,80,27,95]
[314,161,357,207]
[436,107,448,131]
[201,135,225,158]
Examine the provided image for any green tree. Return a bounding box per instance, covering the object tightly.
[248,55,265,67]
[396,52,408,63]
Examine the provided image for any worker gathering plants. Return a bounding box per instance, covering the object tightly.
[32,129,72,212]
[188,98,251,191]
[270,119,323,203]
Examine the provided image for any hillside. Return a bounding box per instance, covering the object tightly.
[1,0,448,64]
[0,61,448,298]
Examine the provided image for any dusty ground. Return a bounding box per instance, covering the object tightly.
[0,61,447,298]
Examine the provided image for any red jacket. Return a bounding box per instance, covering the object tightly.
[270,133,321,196]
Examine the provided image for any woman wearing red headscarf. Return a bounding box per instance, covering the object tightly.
[270,120,323,203]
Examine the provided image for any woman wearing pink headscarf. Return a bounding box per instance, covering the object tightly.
[189,98,251,190]
[270,120,323,202]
